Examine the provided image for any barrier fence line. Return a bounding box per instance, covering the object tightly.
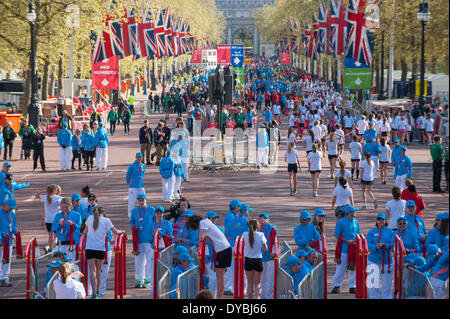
[321,235,328,299]
[114,233,128,299]
[394,235,406,299]
[355,234,368,299]
[273,236,279,299]
[153,230,161,299]
[77,235,88,294]
[24,237,37,299]
[198,240,206,290]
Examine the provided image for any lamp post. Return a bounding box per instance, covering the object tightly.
[379,29,385,100]
[417,1,430,111]
[27,1,39,129]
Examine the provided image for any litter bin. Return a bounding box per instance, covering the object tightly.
[0,112,23,132]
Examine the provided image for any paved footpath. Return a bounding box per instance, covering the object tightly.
[0,96,448,299]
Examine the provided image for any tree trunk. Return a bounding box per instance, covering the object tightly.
[21,70,31,116]
[58,55,63,94]
[430,55,437,74]
[400,57,408,82]
[49,68,55,97]
[374,55,379,93]
[41,57,50,101]
[411,57,418,81]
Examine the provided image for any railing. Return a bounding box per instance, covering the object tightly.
[310,262,325,299]
[45,260,81,299]
[402,266,437,299]
[157,259,171,299]
[24,237,38,299]
[152,229,161,299]
[77,234,88,294]
[273,236,279,299]
[297,273,312,299]
[176,265,200,299]
[355,234,369,299]
[233,236,245,299]
[394,235,407,299]
[114,232,128,299]
[276,264,296,299]
[198,240,206,290]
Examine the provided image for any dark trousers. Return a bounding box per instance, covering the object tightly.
[72,150,82,169]
[432,160,443,191]
[3,142,13,160]
[129,104,135,115]
[110,121,117,135]
[123,121,130,133]
[33,149,45,170]
[84,150,95,170]
[445,160,449,189]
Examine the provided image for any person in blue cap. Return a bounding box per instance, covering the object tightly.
[362,138,382,179]
[363,122,377,143]
[257,212,278,299]
[283,255,302,296]
[224,199,241,242]
[51,197,82,262]
[394,145,413,192]
[0,173,29,206]
[126,152,146,219]
[426,212,449,251]
[57,122,73,171]
[424,213,443,250]
[172,245,188,270]
[0,198,18,286]
[175,210,198,250]
[0,162,12,188]
[94,121,109,171]
[159,149,176,202]
[367,213,395,299]
[170,252,195,298]
[331,205,361,294]
[297,249,321,288]
[256,124,270,168]
[293,210,321,252]
[404,200,427,254]
[71,129,83,170]
[130,193,156,288]
[171,142,184,200]
[395,216,420,255]
[80,125,96,171]
[390,138,402,176]
[313,209,326,238]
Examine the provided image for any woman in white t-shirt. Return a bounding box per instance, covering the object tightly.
[397,115,407,144]
[359,152,378,210]
[349,135,362,180]
[286,127,297,148]
[334,160,353,188]
[384,186,406,230]
[303,129,315,155]
[331,176,354,220]
[424,114,434,145]
[377,117,390,144]
[83,206,123,299]
[326,131,339,178]
[285,142,301,196]
[35,184,62,253]
[53,262,86,299]
[378,137,391,184]
[242,219,267,299]
[307,143,323,197]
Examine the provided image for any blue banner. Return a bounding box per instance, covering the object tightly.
[230,45,245,67]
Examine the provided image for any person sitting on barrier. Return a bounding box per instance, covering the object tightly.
[45,252,70,286]
[331,205,361,295]
[404,200,427,255]
[293,210,321,253]
[425,214,442,251]
[367,213,396,299]
[283,255,302,296]
[425,212,449,252]
[297,249,321,286]
[53,262,86,299]
[395,217,420,256]
[170,252,195,299]
[258,213,278,299]
[175,210,198,250]
[172,245,188,270]
[130,194,156,289]
[170,197,190,238]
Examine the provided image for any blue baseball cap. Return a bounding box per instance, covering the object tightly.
[376,213,386,220]
[259,212,270,219]
[300,210,311,220]
[206,211,219,219]
[174,246,188,255]
[6,198,17,210]
[400,145,408,151]
[230,199,241,209]
[396,216,407,223]
[98,121,103,127]
[136,152,143,158]
[393,138,400,143]
[183,209,195,217]
[3,162,11,167]
[406,200,416,207]
[48,260,63,268]
[155,206,165,213]
[286,256,301,268]
[426,244,440,257]
[240,203,253,212]
[71,194,81,201]
[343,205,359,214]
[296,249,308,258]
[137,194,147,200]
[413,256,426,266]
[314,209,325,217]
[440,212,449,220]
[178,252,194,262]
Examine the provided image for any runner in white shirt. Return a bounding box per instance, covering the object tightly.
[331,177,355,219]
[343,112,354,142]
[307,144,323,197]
[359,152,378,210]
[326,131,339,178]
[53,262,86,299]
[334,160,353,188]
[377,118,390,143]
[273,104,281,124]
[417,113,426,144]
[384,187,406,229]
[349,135,362,180]
[379,137,391,184]
[285,142,301,196]
[303,130,315,155]
[424,114,434,145]
[335,124,345,157]
[35,184,62,253]
[356,116,368,143]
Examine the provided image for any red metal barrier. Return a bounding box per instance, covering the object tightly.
[321,234,328,299]
[153,230,160,299]
[273,236,279,299]
[233,236,243,299]
[198,240,206,290]
[114,232,128,299]
[238,238,245,299]
[394,235,406,299]
[355,234,368,299]
[77,235,88,294]
[24,237,37,299]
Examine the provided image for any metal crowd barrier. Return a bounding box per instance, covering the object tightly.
[276,250,295,299]
[402,266,437,299]
[156,259,171,299]
[176,265,200,299]
[310,262,325,299]
[297,273,312,299]
[45,260,81,299]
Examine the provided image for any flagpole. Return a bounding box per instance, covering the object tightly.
[388,0,395,98]
[328,55,332,84]
[337,55,341,91]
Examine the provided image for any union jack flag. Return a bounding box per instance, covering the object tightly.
[185,20,194,53]
[318,0,328,54]
[121,8,142,59]
[179,18,187,55]
[345,0,374,66]
[291,34,299,53]
[164,8,174,57]
[108,19,126,59]
[329,0,348,56]
[90,30,108,64]
[171,16,179,56]
[154,8,167,58]
[312,17,320,60]
[138,7,156,59]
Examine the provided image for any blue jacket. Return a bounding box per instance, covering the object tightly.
[426,228,449,252]
[430,250,449,281]
[130,206,156,244]
[57,128,72,147]
[71,135,82,151]
[297,260,315,287]
[173,156,184,178]
[224,210,237,241]
[362,141,382,157]
[404,214,427,251]
[227,214,249,247]
[170,263,195,298]
[394,154,413,178]
[395,229,421,254]
[0,182,29,205]
[363,129,377,142]
[94,127,109,148]
[0,208,17,246]
[367,226,395,265]
[286,268,303,295]
[148,219,173,249]
[81,132,96,152]
[262,110,272,123]
[159,156,175,179]
[335,216,361,254]
[260,223,277,262]
[51,211,82,243]
[126,161,146,188]
[391,145,402,165]
[293,223,321,250]
[0,132,4,149]
[256,130,269,148]
[176,224,199,249]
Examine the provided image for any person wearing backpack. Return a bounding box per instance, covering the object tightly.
[193,104,205,137]
[159,150,176,203]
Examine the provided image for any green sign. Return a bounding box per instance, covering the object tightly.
[343,67,372,89]
[234,67,245,89]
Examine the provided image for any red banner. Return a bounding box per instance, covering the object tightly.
[92,55,120,90]
[216,45,231,65]
[281,52,291,65]
[191,49,202,64]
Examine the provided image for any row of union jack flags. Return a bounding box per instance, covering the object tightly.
[90,6,211,64]
[280,0,377,67]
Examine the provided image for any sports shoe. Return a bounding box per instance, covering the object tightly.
[313,191,317,197]
[290,189,293,196]
[223,290,233,296]
[293,189,297,194]
[90,294,99,299]
[361,205,367,209]
[330,286,341,294]
[349,288,356,294]
[143,280,151,288]
[135,280,144,288]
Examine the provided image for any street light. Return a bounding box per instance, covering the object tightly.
[27,1,40,129]
[417,1,430,110]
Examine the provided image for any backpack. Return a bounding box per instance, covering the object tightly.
[195,109,203,120]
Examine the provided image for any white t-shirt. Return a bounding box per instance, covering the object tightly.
[312,125,322,141]
[320,124,328,138]
[385,199,406,229]
[287,133,296,147]
[326,137,339,156]
[379,145,390,162]
[357,120,368,134]
[378,122,390,133]
[308,151,323,171]
[242,231,267,259]
[285,149,299,164]
[53,277,86,299]
[199,218,230,253]
[349,141,362,160]
[397,119,407,130]
[289,115,296,127]
[335,129,345,144]
[360,159,375,181]
[273,104,281,115]
[85,215,114,251]
[332,185,353,207]
[334,169,352,180]
[344,116,353,128]
[425,118,434,132]
[40,194,63,223]
[305,135,314,152]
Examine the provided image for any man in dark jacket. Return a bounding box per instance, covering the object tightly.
[139,120,153,165]
[32,127,46,172]
[151,122,166,166]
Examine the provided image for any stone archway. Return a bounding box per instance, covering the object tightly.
[232,28,253,47]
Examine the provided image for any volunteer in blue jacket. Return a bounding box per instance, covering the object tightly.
[363,122,377,142]
[81,127,96,171]
[0,198,18,287]
[367,213,395,299]
[159,150,176,202]
[51,197,82,262]
[71,129,82,170]
[57,122,72,171]
[171,144,184,200]
[293,210,321,252]
[427,212,449,251]
[258,212,278,299]
[395,216,420,255]
[94,122,109,171]
[126,152,146,219]
[284,255,302,296]
[404,200,427,254]
[130,194,155,288]
[331,205,361,294]
[0,162,12,188]
[71,194,87,248]
[390,138,402,177]
[256,124,270,169]
[297,249,321,287]
[175,210,198,250]
[0,173,29,205]
[394,145,413,192]
[170,252,195,298]
[223,199,241,294]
